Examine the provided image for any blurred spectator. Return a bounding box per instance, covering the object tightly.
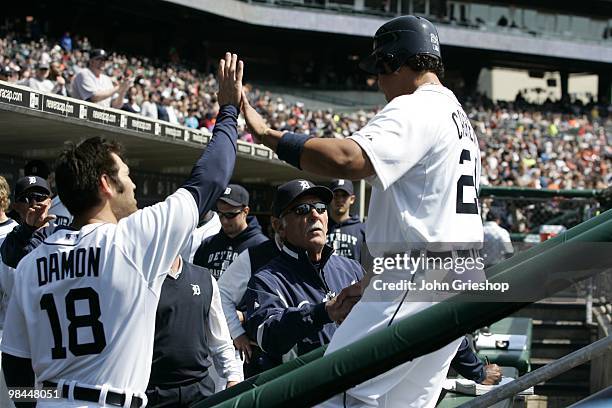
[71,48,131,108]
[60,32,72,52]
[185,109,200,129]
[18,62,66,95]
[141,91,159,119]
[481,207,514,268]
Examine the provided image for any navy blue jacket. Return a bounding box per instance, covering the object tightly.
[244,243,363,363]
[451,337,486,382]
[193,216,268,279]
[326,215,366,262]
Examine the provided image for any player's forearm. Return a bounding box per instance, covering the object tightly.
[258,303,330,355]
[182,104,238,215]
[450,336,485,382]
[262,131,373,179]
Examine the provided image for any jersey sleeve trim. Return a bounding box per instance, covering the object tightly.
[348,134,391,190]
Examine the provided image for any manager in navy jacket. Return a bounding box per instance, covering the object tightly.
[244,180,363,367]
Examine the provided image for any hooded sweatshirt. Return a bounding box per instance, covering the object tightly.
[193,216,268,279]
[326,215,366,262]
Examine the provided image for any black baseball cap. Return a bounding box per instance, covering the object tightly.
[89,49,108,60]
[329,179,354,195]
[218,184,249,207]
[14,176,51,198]
[273,180,333,217]
[24,159,50,180]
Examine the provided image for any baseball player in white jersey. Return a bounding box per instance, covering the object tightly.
[242,16,483,407]
[0,52,244,407]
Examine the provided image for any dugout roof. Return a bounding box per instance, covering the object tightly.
[0,81,329,185]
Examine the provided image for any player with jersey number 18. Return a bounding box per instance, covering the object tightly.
[0,52,244,408]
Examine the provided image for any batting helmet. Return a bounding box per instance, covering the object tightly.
[360,15,441,75]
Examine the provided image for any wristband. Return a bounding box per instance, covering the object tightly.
[276,132,313,170]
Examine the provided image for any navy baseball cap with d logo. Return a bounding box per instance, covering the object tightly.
[14,176,51,198]
[218,184,249,207]
[273,180,333,217]
[329,179,354,195]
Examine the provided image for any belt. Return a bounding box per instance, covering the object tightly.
[43,381,144,408]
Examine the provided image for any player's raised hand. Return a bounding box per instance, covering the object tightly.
[25,198,56,228]
[241,90,268,143]
[217,52,244,107]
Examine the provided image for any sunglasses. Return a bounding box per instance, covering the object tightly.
[217,210,243,219]
[287,202,327,216]
[16,192,49,205]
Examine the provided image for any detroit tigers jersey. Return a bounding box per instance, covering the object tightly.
[349,84,483,254]
[49,196,73,227]
[1,188,198,399]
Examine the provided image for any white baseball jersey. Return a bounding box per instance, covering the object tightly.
[1,189,198,400]
[318,84,484,408]
[0,218,19,329]
[179,212,221,263]
[49,196,73,227]
[349,83,483,254]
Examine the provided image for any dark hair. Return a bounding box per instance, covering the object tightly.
[55,137,124,217]
[406,54,445,79]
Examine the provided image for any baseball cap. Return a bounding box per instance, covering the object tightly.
[89,49,108,60]
[218,184,249,207]
[24,159,50,180]
[329,179,354,195]
[273,180,333,217]
[14,176,51,198]
[36,62,50,70]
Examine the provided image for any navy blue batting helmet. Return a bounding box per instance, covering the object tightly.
[360,15,441,75]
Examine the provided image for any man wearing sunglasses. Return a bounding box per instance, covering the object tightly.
[242,16,483,408]
[243,180,363,369]
[193,184,268,281]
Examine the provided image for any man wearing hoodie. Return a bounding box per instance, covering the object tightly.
[193,184,268,280]
[326,179,365,263]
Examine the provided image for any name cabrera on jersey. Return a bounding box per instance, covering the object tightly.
[1,188,198,394]
[348,84,483,252]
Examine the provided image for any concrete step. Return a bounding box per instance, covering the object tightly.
[530,358,591,383]
[512,300,587,322]
[534,381,590,397]
[524,394,585,408]
[530,339,590,360]
[531,319,591,342]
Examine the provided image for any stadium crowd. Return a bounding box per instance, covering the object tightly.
[0,32,610,191]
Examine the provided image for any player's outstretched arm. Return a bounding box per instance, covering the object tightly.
[182,52,243,215]
[242,92,374,179]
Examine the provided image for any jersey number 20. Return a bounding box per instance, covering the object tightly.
[40,287,107,359]
[456,149,478,214]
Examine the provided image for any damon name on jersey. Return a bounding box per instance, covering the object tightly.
[36,246,101,286]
